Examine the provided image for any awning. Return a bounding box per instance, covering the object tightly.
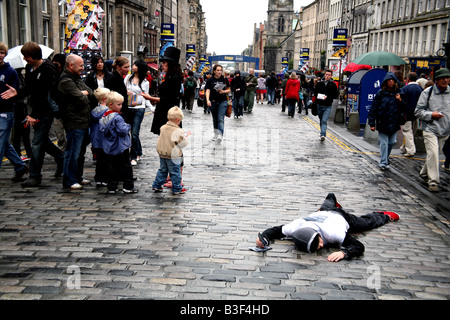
[148,63,159,71]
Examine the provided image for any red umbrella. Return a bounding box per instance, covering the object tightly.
[343,62,372,73]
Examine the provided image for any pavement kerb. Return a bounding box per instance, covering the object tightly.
[301,113,450,228]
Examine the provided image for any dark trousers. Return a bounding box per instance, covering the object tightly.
[105,149,134,191]
[319,193,390,233]
[93,148,108,184]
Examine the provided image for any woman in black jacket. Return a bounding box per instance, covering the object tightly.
[143,47,182,135]
[230,70,246,118]
[84,55,113,109]
[105,56,130,123]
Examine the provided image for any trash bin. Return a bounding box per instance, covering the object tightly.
[346,68,387,125]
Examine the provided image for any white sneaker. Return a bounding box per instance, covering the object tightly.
[70,183,83,190]
[217,135,223,143]
[81,179,91,185]
[212,134,218,141]
[131,160,137,166]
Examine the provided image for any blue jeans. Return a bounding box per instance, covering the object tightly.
[63,128,87,187]
[233,95,244,117]
[267,88,275,104]
[379,132,397,167]
[0,112,26,172]
[29,114,64,182]
[130,108,145,160]
[317,105,332,137]
[211,100,227,135]
[152,157,183,193]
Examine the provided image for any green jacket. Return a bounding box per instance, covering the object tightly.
[245,74,258,92]
[58,68,94,130]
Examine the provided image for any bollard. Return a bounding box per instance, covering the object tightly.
[414,129,426,153]
[347,112,360,130]
[334,107,345,123]
[363,118,379,139]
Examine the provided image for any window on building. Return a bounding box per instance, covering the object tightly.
[418,0,424,13]
[430,24,437,52]
[405,0,410,16]
[132,14,136,53]
[19,0,31,43]
[59,1,66,17]
[60,23,66,52]
[0,0,7,43]
[278,16,285,33]
[42,0,48,13]
[426,0,432,11]
[43,20,49,46]
[421,26,428,54]
[125,12,129,51]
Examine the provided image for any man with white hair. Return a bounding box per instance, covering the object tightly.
[58,54,94,190]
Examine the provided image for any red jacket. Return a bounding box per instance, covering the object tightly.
[285,79,301,101]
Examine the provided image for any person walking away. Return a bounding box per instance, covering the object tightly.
[2,42,64,187]
[368,72,406,171]
[205,64,230,142]
[0,42,28,182]
[58,54,95,190]
[285,72,301,118]
[417,73,428,89]
[280,72,289,112]
[266,72,277,105]
[314,70,339,141]
[183,70,197,112]
[400,72,423,157]
[414,68,450,192]
[256,74,266,104]
[90,88,110,188]
[230,70,245,119]
[99,91,137,194]
[152,107,189,195]
[244,68,257,112]
[124,59,150,166]
[299,74,310,115]
[51,53,67,151]
[275,75,282,104]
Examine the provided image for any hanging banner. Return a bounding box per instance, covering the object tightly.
[62,0,104,52]
[186,44,196,56]
[299,48,310,70]
[160,23,175,42]
[333,29,348,47]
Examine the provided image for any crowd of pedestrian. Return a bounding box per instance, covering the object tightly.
[1,41,449,194]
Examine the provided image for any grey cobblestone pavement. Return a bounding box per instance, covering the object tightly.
[0,100,449,303]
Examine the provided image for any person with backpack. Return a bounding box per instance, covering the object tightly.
[183,70,197,112]
[414,68,450,192]
[265,72,277,105]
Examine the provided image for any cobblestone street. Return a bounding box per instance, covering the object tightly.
[0,101,449,302]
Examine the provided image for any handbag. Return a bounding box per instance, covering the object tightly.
[225,96,232,118]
